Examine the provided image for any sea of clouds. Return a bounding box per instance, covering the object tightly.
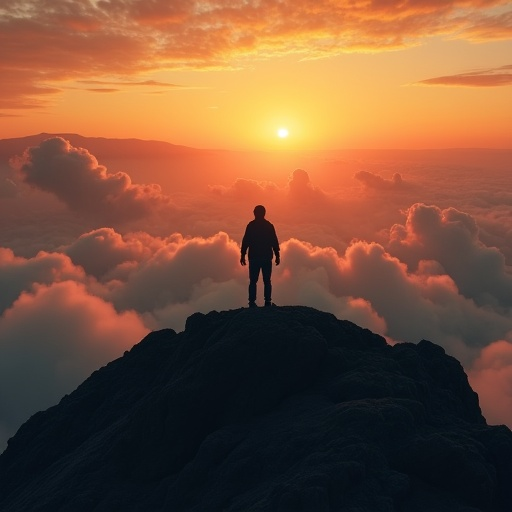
[1,137,511,451]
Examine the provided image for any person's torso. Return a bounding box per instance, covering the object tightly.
[247,219,275,259]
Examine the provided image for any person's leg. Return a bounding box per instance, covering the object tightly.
[248,260,261,304]
[261,259,272,304]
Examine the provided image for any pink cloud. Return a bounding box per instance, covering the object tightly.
[287,169,327,204]
[3,143,512,447]
[0,280,148,450]
[388,203,512,307]
[2,207,512,449]
[209,178,279,199]
[64,228,154,279]
[354,170,404,190]
[107,231,243,313]
[12,137,173,223]
[467,340,512,426]
[0,247,86,315]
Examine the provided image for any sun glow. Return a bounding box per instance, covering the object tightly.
[277,127,289,138]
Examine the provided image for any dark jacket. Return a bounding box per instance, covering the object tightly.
[241,218,280,260]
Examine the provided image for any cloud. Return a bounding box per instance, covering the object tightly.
[1,1,510,110]
[2,201,512,450]
[12,137,172,223]
[77,79,183,87]
[76,79,187,94]
[85,88,120,93]
[467,340,512,426]
[106,231,244,314]
[3,141,512,447]
[209,178,280,199]
[388,203,512,308]
[461,9,512,42]
[0,178,17,198]
[0,247,86,316]
[417,64,512,87]
[278,237,512,359]
[0,280,148,451]
[64,228,153,279]
[354,171,404,190]
[287,168,327,204]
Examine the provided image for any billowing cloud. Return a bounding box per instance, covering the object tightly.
[12,137,172,223]
[2,138,512,450]
[1,0,510,110]
[64,227,157,279]
[105,231,244,313]
[288,168,327,204]
[388,203,512,308]
[467,340,512,426]
[354,170,404,190]
[2,207,512,451]
[209,178,279,199]
[0,247,86,315]
[0,281,148,451]
[417,64,512,87]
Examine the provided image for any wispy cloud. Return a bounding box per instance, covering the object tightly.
[1,0,510,110]
[417,64,512,87]
[85,88,120,93]
[77,79,183,88]
[461,9,512,42]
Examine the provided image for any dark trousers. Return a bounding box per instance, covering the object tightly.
[248,258,272,303]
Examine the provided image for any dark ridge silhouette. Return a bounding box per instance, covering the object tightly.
[0,133,201,160]
[0,306,511,511]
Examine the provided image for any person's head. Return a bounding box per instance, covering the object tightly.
[253,205,266,219]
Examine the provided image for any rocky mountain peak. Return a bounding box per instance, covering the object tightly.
[0,306,511,511]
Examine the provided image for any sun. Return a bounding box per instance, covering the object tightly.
[277,127,289,138]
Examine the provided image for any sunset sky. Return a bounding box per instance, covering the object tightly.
[1,0,512,149]
[1,1,512,453]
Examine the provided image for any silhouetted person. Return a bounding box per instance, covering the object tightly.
[240,205,280,307]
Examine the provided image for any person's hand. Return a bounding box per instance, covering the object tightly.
[275,255,280,266]
[240,255,246,266]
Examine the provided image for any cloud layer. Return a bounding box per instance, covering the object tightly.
[1,138,512,452]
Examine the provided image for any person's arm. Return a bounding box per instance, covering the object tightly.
[272,225,280,265]
[240,225,250,265]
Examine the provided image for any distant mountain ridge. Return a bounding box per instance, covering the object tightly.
[2,134,511,162]
[0,306,511,512]
[0,133,202,160]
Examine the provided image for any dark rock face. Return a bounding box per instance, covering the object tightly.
[0,306,511,512]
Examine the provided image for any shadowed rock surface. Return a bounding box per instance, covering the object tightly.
[0,306,511,511]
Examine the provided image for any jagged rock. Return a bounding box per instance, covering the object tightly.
[0,306,511,511]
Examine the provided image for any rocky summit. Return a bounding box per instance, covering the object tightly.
[0,306,511,512]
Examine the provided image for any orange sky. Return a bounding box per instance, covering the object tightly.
[1,0,511,149]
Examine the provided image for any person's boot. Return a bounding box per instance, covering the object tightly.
[264,301,273,307]
[249,301,257,308]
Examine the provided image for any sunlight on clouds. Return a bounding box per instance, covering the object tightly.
[2,0,511,150]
